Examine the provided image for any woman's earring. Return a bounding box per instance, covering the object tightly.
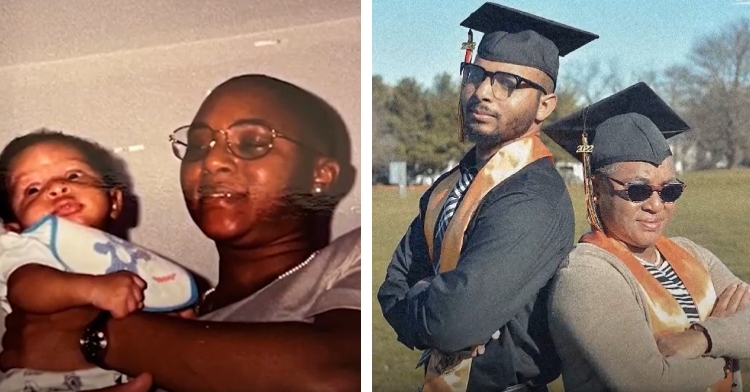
[313,183,323,194]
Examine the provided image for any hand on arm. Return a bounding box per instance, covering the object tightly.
[676,238,750,358]
[7,265,145,316]
[711,282,750,318]
[660,282,750,360]
[406,194,572,352]
[549,260,725,392]
[1,245,361,392]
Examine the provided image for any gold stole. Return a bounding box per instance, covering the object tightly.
[420,134,553,392]
[581,230,734,392]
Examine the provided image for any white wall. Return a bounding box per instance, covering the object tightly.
[0,2,361,283]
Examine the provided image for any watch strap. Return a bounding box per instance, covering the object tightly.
[689,323,713,354]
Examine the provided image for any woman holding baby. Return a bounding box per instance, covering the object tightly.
[0,74,361,392]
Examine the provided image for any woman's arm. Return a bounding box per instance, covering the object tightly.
[549,256,725,392]
[674,237,750,359]
[104,309,360,392]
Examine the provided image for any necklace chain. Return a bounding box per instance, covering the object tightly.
[195,250,320,315]
[634,249,661,266]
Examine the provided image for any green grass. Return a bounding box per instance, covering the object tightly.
[372,168,750,392]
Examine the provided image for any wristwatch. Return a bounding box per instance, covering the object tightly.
[79,311,112,368]
[688,323,713,354]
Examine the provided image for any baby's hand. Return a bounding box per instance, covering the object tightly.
[88,271,147,318]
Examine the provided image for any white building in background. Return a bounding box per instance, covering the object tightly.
[556,161,584,185]
[669,140,687,174]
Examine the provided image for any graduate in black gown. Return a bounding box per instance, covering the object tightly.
[377,3,598,392]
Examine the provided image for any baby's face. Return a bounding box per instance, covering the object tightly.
[6,142,118,230]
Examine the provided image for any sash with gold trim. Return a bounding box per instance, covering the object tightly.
[581,230,736,392]
[419,134,553,392]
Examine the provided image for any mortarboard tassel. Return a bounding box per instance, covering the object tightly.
[577,108,603,232]
[462,29,475,64]
[458,29,476,142]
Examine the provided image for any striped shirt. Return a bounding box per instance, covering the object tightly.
[638,253,701,322]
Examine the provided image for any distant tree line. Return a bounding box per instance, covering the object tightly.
[373,18,750,182]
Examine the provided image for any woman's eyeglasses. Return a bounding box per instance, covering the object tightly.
[606,176,686,203]
[168,119,321,162]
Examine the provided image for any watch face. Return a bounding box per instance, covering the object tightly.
[80,312,111,365]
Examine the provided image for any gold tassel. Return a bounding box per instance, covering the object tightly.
[576,107,602,232]
[458,100,465,143]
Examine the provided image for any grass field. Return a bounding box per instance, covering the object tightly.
[372,168,750,392]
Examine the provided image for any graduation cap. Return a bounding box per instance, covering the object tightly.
[460,2,599,85]
[542,82,691,171]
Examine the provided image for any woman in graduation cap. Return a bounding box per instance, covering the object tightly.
[544,82,750,392]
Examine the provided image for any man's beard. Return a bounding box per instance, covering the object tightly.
[462,102,538,146]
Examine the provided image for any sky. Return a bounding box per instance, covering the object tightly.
[373,0,750,89]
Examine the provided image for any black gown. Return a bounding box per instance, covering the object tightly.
[377,150,575,391]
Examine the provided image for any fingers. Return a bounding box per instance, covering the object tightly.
[129,274,145,310]
[111,308,128,319]
[166,308,197,318]
[726,283,749,314]
[97,272,146,317]
[112,296,140,319]
[470,345,486,358]
[740,284,750,310]
[124,373,153,392]
[712,283,738,317]
[719,283,738,306]
[131,284,144,304]
[131,275,147,290]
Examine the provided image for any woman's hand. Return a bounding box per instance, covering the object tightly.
[656,330,709,359]
[711,282,750,318]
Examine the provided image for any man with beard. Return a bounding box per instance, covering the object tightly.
[377,3,597,392]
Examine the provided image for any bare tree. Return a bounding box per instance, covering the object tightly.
[668,18,750,169]
[561,58,625,105]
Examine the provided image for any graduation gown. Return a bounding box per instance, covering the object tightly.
[377,145,575,391]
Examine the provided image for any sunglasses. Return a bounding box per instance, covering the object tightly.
[605,176,686,203]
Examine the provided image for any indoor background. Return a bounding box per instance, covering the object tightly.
[0,0,361,284]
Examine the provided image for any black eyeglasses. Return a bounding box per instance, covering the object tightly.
[168,119,321,162]
[460,62,548,100]
[606,176,686,203]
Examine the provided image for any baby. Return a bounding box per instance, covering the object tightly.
[0,129,198,391]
